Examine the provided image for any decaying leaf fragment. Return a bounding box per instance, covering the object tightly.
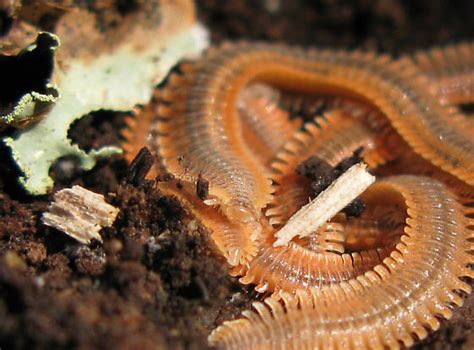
[274,163,376,247]
[3,0,208,194]
[42,185,119,244]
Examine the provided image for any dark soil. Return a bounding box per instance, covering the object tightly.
[1,1,473,349]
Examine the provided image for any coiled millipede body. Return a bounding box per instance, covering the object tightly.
[121,42,474,348]
[151,42,474,266]
[209,176,474,349]
[234,109,398,296]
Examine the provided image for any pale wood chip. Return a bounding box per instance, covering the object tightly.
[42,185,119,244]
[273,163,375,247]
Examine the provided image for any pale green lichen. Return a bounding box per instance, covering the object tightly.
[0,32,59,128]
[3,6,208,195]
[1,85,59,126]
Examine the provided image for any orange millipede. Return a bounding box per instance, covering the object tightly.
[269,109,392,181]
[375,134,474,199]
[157,43,474,198]
[210,176,474,349]
[410,42,474,106]
[341,205,405,252]
[409,42,474,134]
[155,44,473,265]
[154,178,252,261]
[265,106,392,250]
[230,107,399,296]
[236,182,401,298]
[118,42,474,348]
[237,83,302,167]
[150,42,474,265]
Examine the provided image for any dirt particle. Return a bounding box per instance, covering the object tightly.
[67,245,106,276]
[105,238,123,255]
[22,241,47,265]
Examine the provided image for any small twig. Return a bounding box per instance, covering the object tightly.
[126,147,154,185]
[273,163,375,247]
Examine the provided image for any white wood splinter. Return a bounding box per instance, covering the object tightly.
[273,163,375,247]
[42,185,120,244]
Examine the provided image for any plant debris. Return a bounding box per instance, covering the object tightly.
[125,147,154,186]
[297,147,367,217]
[274,163,375,247]
[42,185,119,244]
